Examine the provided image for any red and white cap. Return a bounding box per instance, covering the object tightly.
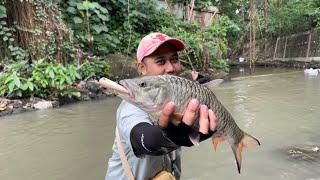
[136,32,185,63]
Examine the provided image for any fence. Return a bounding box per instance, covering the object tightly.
[266,28,320,62]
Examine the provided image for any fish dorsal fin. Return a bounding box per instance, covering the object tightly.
[203,79,224,91]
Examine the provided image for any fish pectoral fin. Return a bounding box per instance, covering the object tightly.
[211,136,225,152]
[232,134,261,174]
[172,113,183,121]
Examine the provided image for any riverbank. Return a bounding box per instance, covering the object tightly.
[0,80,117,117]
[230,59,320,69]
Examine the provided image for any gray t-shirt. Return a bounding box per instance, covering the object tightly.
[106,100,181,180]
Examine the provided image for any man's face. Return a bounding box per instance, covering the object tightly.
[138,44,182,76]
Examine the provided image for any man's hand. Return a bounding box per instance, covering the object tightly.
[191,71,199,81]
[158,99,217,134]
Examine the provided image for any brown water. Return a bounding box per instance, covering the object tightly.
[0,70,320,180]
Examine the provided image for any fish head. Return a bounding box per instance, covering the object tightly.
[119,76,172,113]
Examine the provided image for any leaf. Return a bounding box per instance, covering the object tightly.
[76,3,85,10]
[67,7,77,14]
[97,14,108,21]
[67,0,77,7]
[82,1,91,10]
[49,70,55,79]
[92,2,101,9]
[75,72,81,79]
[8,81,14,93]
[65,77,72,84]
[13,76,21,88]
[92,25,102,33]
[88,2,96,10]
[27,81,34,91]
[94,9,100,15]
[3,36,8,41]
[100,26,108,32]
[4,75,13,84]
[98,7,108,14]
[71,92,81,97]
[21,83,28,90]
[73,17,83,24]
[16,90,22,97]
[59,78,65,85]
[0,5,6,18]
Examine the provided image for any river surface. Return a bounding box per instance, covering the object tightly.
[0,68,320,180]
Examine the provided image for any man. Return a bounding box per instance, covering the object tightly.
[106,32,217,180]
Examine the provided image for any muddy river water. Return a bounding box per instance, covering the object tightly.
[0,68,319,180]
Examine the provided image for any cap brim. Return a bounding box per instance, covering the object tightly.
[143,38,185,59]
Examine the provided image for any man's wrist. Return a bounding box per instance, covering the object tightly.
[161,122,194,147]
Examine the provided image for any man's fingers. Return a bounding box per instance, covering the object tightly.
[199,105,209,134]
[158,101,176,128]
[208,109,217,131]
[182,99,199,126]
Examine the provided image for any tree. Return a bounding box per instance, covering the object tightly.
[249,0,257,72]
[2,0,71,63]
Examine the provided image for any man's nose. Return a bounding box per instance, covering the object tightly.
[164,61,174,73]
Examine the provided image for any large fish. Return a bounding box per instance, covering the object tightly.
[99,75,260,173]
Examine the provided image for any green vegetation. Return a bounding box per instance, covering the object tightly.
[0,0,319,100]
[267,0,320,36]
[0,58,110,98]
[0,60,80,98]
[161,15,239,72]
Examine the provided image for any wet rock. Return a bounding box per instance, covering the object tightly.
[0,98,27,116]
[33,100,54,110]
[12,107,31,114]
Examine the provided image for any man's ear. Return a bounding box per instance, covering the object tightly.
[137,61,147,75]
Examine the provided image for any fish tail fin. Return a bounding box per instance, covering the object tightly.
[231,133,260,174]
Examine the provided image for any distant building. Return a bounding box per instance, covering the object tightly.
[158,0,219,27]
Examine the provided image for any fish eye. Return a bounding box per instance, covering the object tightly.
[138,82,146,87]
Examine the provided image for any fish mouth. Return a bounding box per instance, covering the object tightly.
[98,77,130,96]
[118,80,135,100]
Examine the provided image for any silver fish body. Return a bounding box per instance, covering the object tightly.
[104,75,260,173]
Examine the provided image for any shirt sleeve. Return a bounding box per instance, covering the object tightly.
[130,122,179,157]
[116,101,178,157]
[116,101,150,144]
[196,73,210,84]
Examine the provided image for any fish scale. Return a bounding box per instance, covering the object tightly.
[163,75,237,136]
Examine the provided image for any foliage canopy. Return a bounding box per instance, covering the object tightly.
[0,0,319,99]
